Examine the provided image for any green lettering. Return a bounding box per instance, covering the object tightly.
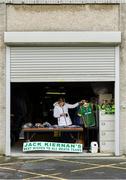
[28,143,32,147]
[37,143,41,146]
[61,144,65,147]
[52,143,56,147]
[56,143,61,147]
[44,142,49,146]
[66,144,70,148]
[77,144,81,148]
[24,143,27,147]
[46,147,50,150]
[28,147,32,150]
[71,144,75,148]
[33,143,36,146]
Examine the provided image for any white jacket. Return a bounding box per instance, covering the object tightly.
[53,102,79,126]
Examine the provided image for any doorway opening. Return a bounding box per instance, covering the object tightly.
[11,82,114,154]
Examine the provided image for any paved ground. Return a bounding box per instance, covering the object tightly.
[0,156,126,179]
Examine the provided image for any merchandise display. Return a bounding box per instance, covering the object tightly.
[99,99,115,114]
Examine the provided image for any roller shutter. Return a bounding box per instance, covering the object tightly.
[10,46,115,82]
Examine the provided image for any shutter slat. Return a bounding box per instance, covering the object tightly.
[10,47,115,82]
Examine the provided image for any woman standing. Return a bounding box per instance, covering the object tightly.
[53,98,83,126]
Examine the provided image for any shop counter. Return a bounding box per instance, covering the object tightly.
[22,127,84,144]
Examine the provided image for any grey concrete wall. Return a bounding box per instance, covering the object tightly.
[120,4,126,154]
[7,5,119,31]
[0,3,6,154]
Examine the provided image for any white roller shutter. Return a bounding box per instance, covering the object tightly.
[10,46,115,82]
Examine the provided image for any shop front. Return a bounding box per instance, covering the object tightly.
[4,31,121,156]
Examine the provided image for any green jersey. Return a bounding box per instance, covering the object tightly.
[99,103,115,114]
[78,103,96,128]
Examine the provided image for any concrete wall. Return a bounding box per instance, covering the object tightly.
[0,3,6,154]
[120,4,126,154]
[7,5,119,31]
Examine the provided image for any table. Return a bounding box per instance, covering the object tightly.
[22,127,84,144]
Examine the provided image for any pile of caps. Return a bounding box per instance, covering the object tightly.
[22,122,52,128]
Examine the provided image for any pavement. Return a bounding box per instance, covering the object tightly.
[0,156,126,179]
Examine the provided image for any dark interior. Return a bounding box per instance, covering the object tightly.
[11,82,114,150]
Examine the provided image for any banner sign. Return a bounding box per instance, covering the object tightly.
[23,141,83,153]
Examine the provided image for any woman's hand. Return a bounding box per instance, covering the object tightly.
[60,113,68,117]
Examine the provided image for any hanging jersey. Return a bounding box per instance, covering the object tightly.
[78,103,96,128]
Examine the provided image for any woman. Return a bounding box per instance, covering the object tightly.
[53,98,83,126]
[53,97,83,143]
